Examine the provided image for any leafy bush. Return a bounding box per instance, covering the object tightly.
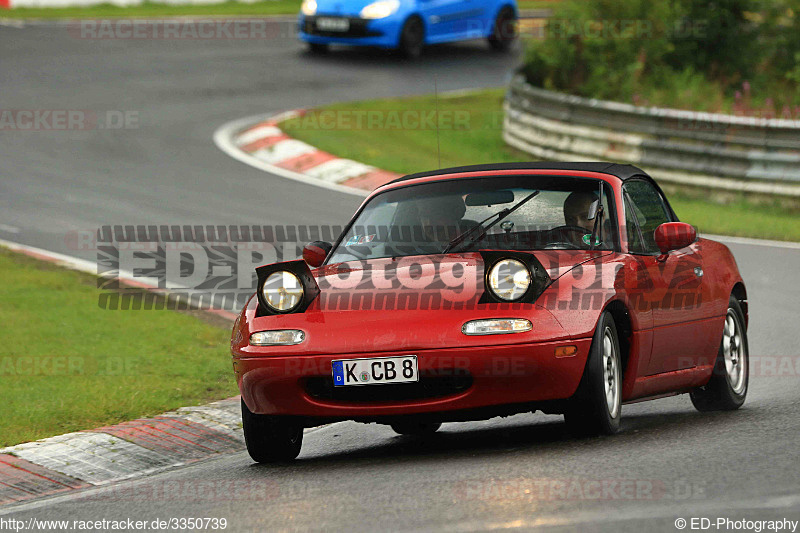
[521,0,800,112]
[665,0,758,82]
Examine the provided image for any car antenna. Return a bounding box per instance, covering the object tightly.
[434,77,442,169]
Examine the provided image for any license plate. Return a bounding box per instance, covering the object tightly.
[332,356,418,387]
[316,17,350,32]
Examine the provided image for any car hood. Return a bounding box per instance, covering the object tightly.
[239,250,610,356]
[313,250,611,287]
[530,249,614,281]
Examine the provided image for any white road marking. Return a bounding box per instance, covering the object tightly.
[0,238,100,274]
[703,233,800,250]
[305,158,375,184]
[0,419,342,516]
[0,19,25,29]
[443,491,800,532]
[0,238,238,320]
[0,433,178,486]
[234,125,283,146]
[0,397,245,500]
[212,112,368,197]
[252,138,317,165]
[0,223,20,234]
[161,400,244,442]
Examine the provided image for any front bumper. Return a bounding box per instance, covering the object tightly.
[234,338,592,420]
[298,14,403,48]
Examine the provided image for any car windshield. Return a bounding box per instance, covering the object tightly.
[328,175,617,263]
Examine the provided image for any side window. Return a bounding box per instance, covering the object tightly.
[624,195,644,254]
[623,180,671,254]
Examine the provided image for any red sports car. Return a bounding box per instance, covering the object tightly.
[231,163,749,463]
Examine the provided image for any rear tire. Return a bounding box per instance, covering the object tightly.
[241,399,303,463]
[399,16,425,59]
[308,42,329,54]
[391,421,441,436]
[564,312,622,436]
[690,296,749,411]
[488,6,517,52]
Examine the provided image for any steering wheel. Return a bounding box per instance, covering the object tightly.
[542,241,581,250]
[550,225,589,235]
[542,225,589,250]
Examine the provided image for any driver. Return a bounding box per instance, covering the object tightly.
[564,191,599,233]
[561,191,605,247]
[418,196,467,243]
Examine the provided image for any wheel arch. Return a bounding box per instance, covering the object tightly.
[490,3,518,35]
[601,300,633,382]
[500,2,518,16]
[731,281,748,328]
[491,1,518,17]
[400,12,426,41]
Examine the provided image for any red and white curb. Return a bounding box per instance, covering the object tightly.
[213,110,402,197]
[0,240,244,506]
[0,239,338,508]
[0,398,244,506]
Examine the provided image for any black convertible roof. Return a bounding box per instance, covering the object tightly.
[387,162,650,185]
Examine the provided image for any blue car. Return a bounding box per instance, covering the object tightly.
[298,0,518,58]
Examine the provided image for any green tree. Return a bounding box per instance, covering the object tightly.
[522,0,676,100]
[520,0,800,110]
[666,0,758,83]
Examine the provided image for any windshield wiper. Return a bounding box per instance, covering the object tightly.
[442,190,540,254]
[589,182,605,251]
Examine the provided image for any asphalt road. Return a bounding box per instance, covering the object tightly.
[2,20,800,532]
[0,18,522,257]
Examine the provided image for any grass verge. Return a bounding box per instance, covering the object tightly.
[1,0,554,19]
[281,89,531,172]
[0,246,238,447]
[280,89,800,242]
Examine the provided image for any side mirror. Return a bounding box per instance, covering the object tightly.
[302,241,332,268]
[654,222,697,260]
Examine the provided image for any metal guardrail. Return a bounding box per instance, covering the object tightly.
[503,75,800,197]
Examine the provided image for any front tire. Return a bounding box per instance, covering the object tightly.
[488,6,517,52]
[564,312,622,436]
[399,16,425,59]
[307,42,329,54]
[241,399,303,463]
[690,296,749,411]
[391,421,441,436]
